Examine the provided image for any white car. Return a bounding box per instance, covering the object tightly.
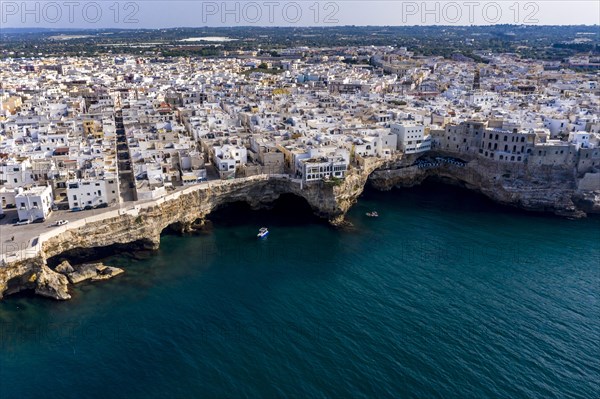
[15,219,31,226]
[54,220,69,226]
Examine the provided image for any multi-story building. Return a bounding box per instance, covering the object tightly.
[479,129,537,162]
[391,123,431,154]
[15,185,53,221]
[66,178,119,209]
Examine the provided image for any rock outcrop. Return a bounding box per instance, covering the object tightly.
[67,263,102,284]
[55,260,74,274]
[92,265,124,281]
[33,264,71,301]
[65,262,124,284]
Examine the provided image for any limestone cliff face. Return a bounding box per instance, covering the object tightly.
[370,153,596,218]
[1,162,598,300]
[41,176,335,260]
[0,175,346,299]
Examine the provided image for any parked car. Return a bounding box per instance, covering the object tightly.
[71,207,82,212]
[53,220,69,226]
[32,217,45,224]
[83,205,93,211]
[14,219,31,226]
[95,203,108,209]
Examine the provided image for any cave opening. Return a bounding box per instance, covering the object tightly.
[46,239,157,269]
[207,193,322,228]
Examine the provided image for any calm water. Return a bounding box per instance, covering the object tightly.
[1,184,599,398]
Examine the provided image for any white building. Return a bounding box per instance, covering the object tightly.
[213,144,248,178]
[466,91,498,107]
[543,117,570,137]
[351,133,397,158]
[15,185,53,221]
[0,186,17,209]
[299,156,348,182]
[0,159,35,189]
[569,132,591,150]
[391,123,432,154]
[66,178,119,209]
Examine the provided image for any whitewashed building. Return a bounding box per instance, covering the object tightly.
[66,178,119,209]
[391,123,431,154]
[15,185,53,221]
[213,145,248,178]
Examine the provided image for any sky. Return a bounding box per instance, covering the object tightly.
[1,1,599,29]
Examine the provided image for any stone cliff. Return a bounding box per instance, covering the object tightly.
[369,152,596,218]
[1,162,598,300]
[0,175,351,299]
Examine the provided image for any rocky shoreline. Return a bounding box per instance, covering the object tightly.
[1,158,598,301]
[32,260,124,301]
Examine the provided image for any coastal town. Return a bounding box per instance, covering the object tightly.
[0,44,599,298]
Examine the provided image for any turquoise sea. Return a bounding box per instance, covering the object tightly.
[1,183,599,398]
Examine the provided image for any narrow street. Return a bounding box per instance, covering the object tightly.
[115,109,136,202]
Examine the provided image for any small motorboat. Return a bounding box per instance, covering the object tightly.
[366,211,379,218]
[257,227,269,238]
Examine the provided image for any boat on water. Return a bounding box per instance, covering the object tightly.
[366,211,379,218]
[257,227,269,238]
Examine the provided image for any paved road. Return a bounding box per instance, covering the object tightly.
[0,204,122,255]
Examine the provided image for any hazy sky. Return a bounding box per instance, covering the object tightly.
[1,1,599,29]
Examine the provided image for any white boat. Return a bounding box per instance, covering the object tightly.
[366,211,379,218]
[257,227,269,238]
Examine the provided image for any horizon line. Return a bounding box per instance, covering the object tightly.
[2,24,600,31]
